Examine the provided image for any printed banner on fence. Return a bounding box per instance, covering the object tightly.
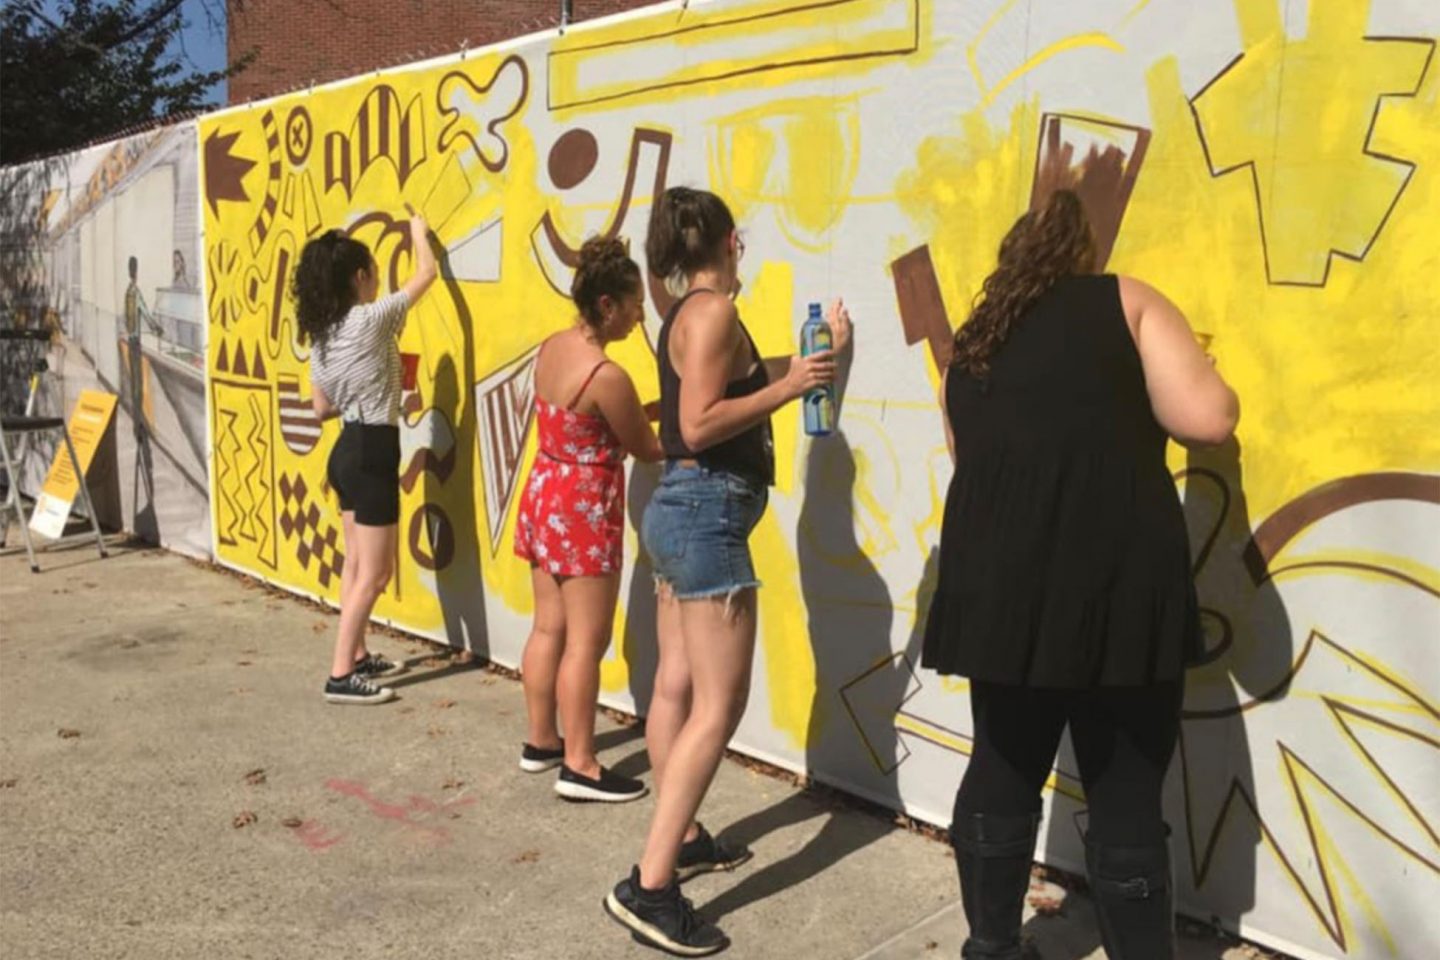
[29,390,118,539]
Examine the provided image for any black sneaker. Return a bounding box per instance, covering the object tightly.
[603,866,729,957]
[555,764,648,803]
[323,672,396,705]
[519,741,565,773]
[354,652,405,678]
[676,823,753,882]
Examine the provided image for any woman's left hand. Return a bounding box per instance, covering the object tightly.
[827,298,853,354]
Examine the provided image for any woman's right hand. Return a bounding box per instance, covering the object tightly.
[781,350,836,401]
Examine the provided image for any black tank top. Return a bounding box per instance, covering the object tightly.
[921,274,1202,687]
[657,289,775,486]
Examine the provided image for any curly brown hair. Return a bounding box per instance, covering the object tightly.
[291,229,374,345]
[571,235,641,329]
[951,190,1096,378]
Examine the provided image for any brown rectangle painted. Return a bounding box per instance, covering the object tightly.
[892,244,953,367]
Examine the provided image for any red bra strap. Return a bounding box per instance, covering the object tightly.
[567,360,611,410]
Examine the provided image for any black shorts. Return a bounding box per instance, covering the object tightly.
[327,422,400,526]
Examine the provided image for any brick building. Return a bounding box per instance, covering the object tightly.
[226,0,654,104]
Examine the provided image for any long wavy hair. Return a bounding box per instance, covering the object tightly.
[951,190,1096,378]
[291,229,374,345]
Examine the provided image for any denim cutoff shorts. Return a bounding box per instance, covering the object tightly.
[641,462,768,600]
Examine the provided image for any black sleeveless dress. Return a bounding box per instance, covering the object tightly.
[921,274,1202,688]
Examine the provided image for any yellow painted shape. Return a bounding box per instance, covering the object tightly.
[709,95,863,252]
[1191,0,1432,284]
[1121,56,1440,523]
[548,0,920,111]
[751,507,817,748]
[895,98,1039,354]
[735,261,798,494]
[966,0,1124,106]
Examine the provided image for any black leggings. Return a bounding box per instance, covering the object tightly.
[954,680,1183,847]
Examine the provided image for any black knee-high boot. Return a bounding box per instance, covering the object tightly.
[1084,829,1176,960]
[950,812,1041,959]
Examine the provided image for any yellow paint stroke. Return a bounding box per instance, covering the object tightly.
[1267,548,1440,596]
[1121,0,1154,27]
[966,0,1125,107]
[751,508,817,748]
[895,712,1085,803]
[1191,0,1432,284]
[896,97,1039,357]
[709,94,864,253]
[735,260,798,494]
[549,0,921,112]
[1121,55,1440,522]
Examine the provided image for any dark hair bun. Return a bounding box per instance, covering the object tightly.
[571,235,640,328]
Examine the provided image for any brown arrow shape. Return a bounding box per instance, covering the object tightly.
[204,129,256,217]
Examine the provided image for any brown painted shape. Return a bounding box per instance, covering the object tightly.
[891,245,952,367]
[549,129,600,190]
[436,55,530,174]
[203,129,256,218]
[215,339,230,373]
[1029,113,1151,270]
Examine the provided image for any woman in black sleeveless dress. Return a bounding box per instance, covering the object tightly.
[601,187,851,957]
[923,190,1239,959]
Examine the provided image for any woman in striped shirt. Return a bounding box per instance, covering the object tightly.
[294,210,436,705]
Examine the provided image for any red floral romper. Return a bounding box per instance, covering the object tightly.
[513,357,626,577]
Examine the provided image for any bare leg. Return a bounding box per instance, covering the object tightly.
[646,587,700,842]
[329,519,396,679]
[521,567,566,750]
[637,591,757,889]
[556,573,621,777]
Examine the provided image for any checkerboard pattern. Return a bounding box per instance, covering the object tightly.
[278,472,345,588]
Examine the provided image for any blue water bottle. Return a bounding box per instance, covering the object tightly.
[800,302,835,437]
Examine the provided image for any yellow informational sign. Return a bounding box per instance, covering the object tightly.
[29,390,118,539]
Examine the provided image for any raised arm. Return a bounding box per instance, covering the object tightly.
[592,364,664,463]
[401,206,438,306]
[1119,276,1239,448]
[676,293,833,451]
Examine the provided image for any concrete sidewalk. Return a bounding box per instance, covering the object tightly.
[0,542,1253,960]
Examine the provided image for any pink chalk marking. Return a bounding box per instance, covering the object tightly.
[293,820,343,852]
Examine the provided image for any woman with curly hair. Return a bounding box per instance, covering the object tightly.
[295,209,436,705]
[515,235,663,803]
[923,190,1239,959]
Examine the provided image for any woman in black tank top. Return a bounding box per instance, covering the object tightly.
[600,187,851,957]
[926,191,1238,960]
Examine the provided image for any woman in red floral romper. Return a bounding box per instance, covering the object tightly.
[515,236,662,802]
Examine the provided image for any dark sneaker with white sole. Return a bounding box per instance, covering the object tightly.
[519,741,565,773]
[354,652,405,678]
[323,672,396,705]
[555,764,648,802]
[676,823,753,882]
[604,866,728,957]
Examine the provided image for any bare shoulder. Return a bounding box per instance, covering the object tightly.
[592,358,637,392]
[676,289,739,334]
[1116,275,1179,335]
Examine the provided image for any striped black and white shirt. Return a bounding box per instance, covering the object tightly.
[310,291,410,426]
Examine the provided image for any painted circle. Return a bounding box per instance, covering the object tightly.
[285,107,313,166]
[548,129,599,190]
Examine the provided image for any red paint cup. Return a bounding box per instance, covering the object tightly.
[400,352,420,391]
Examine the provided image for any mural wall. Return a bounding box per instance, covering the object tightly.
[3,125,211,559]
[196,2,1439,957]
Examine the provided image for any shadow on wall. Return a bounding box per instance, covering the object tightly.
[623,459,662,716]
[422,248,489,660]
[699,363,925,918]
[1029,438,1288,957]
